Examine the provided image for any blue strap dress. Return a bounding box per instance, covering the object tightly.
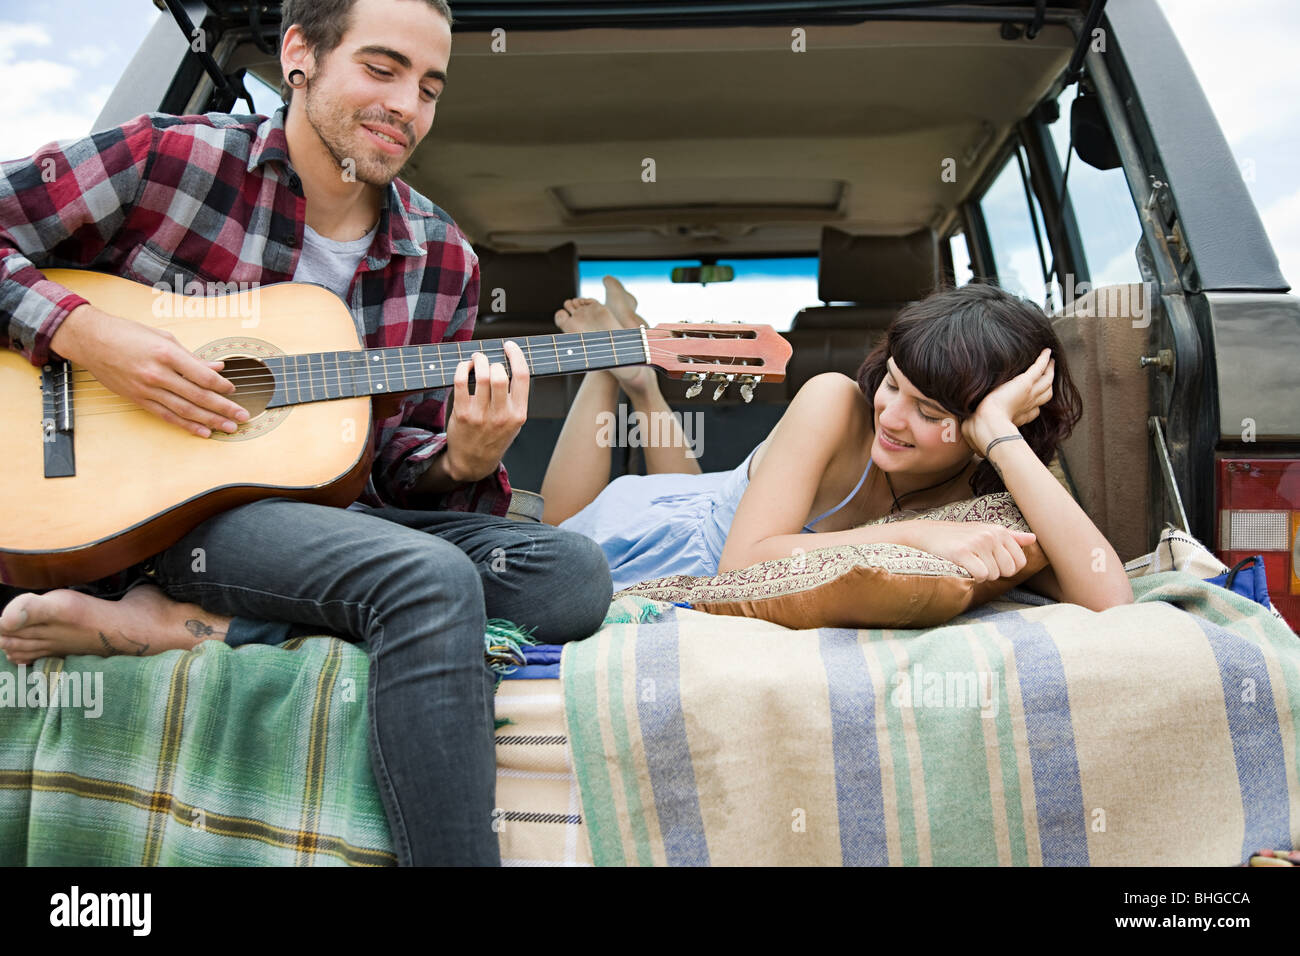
[558,443,874,592]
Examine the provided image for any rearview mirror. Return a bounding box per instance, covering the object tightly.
[671,265,734,285]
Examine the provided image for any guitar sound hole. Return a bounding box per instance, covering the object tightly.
[219,356,274,418]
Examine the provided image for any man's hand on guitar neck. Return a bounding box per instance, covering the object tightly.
[51,304,250,438]
[416,341,530,494]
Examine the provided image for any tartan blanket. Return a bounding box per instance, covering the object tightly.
[562,554,1300,865]
[0,636,392,866]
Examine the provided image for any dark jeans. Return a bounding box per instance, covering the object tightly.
[144,499,612,866]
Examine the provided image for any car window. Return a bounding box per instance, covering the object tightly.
[948,231,975,285]
[577,258,818,332]
[978,144,1050,304]
[243,70,283,116]
[1047,87,1144,290]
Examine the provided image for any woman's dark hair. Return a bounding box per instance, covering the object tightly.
[855,282,1083,497]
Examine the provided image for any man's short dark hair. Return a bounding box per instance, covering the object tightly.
[279,0,454,102]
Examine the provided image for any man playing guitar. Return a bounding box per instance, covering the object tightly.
[0,0,614,866]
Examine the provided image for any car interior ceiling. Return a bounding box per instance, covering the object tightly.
[235,19,1074,253]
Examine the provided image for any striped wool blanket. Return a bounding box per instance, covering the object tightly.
[0,636,393,866]
[563,563,1300,866]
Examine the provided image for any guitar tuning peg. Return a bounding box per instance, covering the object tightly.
[739,373,761,403]
[712,373,735,401]
[684,371,704,399]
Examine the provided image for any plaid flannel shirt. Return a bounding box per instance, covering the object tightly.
[0,106,510,515]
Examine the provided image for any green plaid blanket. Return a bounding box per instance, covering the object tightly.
[0,637,393,866]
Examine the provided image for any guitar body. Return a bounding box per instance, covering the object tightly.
[0,270,374,589]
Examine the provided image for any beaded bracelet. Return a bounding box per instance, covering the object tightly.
[983,434,1025,458]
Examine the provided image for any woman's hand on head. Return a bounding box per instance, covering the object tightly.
[904,520,1038,582]
[961,347,1055,455]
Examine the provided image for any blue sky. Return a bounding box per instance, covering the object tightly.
[0,0,1296,304]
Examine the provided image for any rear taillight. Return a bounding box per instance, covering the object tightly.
[1216,457,1300,633]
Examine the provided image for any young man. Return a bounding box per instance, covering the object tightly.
[0,0,613,865]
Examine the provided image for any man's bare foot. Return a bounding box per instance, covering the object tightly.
[0,583,230,665]
[554,297,657,394]
[602,276,649,329]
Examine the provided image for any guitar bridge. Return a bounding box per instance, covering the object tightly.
[41,359,76,478]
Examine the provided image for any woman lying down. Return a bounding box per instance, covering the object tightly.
[543,277,1132,610]
[0,279,1132,664]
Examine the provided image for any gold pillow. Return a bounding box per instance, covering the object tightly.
[618,493,1048,629]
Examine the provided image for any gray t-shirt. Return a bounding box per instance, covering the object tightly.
[293,222,378,300]
[293,222,379,514]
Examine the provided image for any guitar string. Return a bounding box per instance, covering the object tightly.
[61,334,765,388]
[62,345,759,400]
[55,340,759,395]
[62,343,768,416]
[66,361,761,414]
[63,342,674,389]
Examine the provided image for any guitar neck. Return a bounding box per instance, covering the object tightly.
[262,327,649,408]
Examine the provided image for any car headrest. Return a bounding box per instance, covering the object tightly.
[790,305,901,330]
[818,227,940,304]
[476,242,579,317]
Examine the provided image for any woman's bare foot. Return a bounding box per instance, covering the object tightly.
[554,297,657,394]
[0,583,230,665]
[602,276,649,329]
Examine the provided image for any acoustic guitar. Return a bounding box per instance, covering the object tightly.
[0,270,791,589]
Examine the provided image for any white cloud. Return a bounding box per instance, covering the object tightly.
[1259,187,1300,288]
[0,21,100,157]
[1094,249,1140,289]
[1002,245,1047,302]
[88,83,115,116]
[1154,1,1298,289]
[69,44,109,69]
[0,22,53,58]
[1154,0,1300,146]
[0,56,79,95]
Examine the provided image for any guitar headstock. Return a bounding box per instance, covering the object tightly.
[644,322,792,401]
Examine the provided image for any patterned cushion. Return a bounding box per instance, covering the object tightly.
[617,492,1048,629]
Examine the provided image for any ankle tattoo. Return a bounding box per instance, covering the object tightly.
[184,619,225,641]
[98,630,150,657]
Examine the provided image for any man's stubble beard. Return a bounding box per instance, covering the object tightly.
[301,81,411,188]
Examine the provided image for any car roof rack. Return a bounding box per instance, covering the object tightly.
[1064,0,1108,85]
[158,0,257,113]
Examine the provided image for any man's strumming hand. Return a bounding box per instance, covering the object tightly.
[50,304,249,438]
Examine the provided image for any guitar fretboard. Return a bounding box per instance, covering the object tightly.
[262,328,648,408]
